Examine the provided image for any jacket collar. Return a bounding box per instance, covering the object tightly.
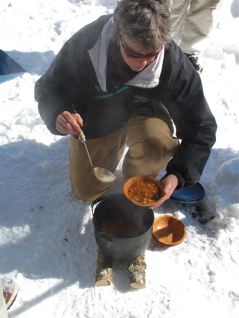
[88,17,164,92]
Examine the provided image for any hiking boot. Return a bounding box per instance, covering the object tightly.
[186,53,203,73]
[2,278,18,310]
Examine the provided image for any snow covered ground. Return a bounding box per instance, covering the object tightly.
[0,0,239,317]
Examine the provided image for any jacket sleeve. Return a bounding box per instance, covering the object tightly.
[34,41,78,135]
[34,16,109,135]
[162,43,217,186]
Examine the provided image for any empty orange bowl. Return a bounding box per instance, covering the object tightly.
[152,215,185,246]
[123,175,165,207]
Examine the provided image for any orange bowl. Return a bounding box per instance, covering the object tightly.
[123,175,165,207]
[152,215,185,246]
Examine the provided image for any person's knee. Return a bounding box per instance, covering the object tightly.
[127,116,178,159]
[123,116,178,178]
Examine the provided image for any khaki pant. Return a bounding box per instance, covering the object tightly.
[69,116,178,201]
[170,0,222,54]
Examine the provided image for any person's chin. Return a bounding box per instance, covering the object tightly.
[129,64,146,72]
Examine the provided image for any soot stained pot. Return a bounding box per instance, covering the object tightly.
[92,193,154,261]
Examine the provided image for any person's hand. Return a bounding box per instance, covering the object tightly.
[149,174,179,208]
[56,111,83,135]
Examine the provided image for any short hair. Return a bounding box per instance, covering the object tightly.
[113,0,171,51]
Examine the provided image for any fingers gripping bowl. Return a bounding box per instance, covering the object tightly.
[123,175,165,207]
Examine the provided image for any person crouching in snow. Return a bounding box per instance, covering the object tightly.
[35,0,217,207]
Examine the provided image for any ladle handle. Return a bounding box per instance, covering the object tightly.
[91,197,104,216]
[73,131,94,169]
[71,111,86,142]
[73,129,86,143]
[77,127,86,142]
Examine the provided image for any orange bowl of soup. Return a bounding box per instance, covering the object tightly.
[123,175,165,207]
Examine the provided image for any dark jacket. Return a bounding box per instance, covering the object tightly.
[35,15,217,186]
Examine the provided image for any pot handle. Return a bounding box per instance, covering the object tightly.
[91,196,105,215]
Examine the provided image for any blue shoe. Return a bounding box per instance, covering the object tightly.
[171,183,205,204]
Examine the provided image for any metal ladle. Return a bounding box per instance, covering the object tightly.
[74,129,117,183]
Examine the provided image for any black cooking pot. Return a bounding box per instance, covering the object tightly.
[92,193,154,261]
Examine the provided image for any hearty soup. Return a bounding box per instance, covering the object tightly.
[127,179,164,204]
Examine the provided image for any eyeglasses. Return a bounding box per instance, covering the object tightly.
[120,36,161,60]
